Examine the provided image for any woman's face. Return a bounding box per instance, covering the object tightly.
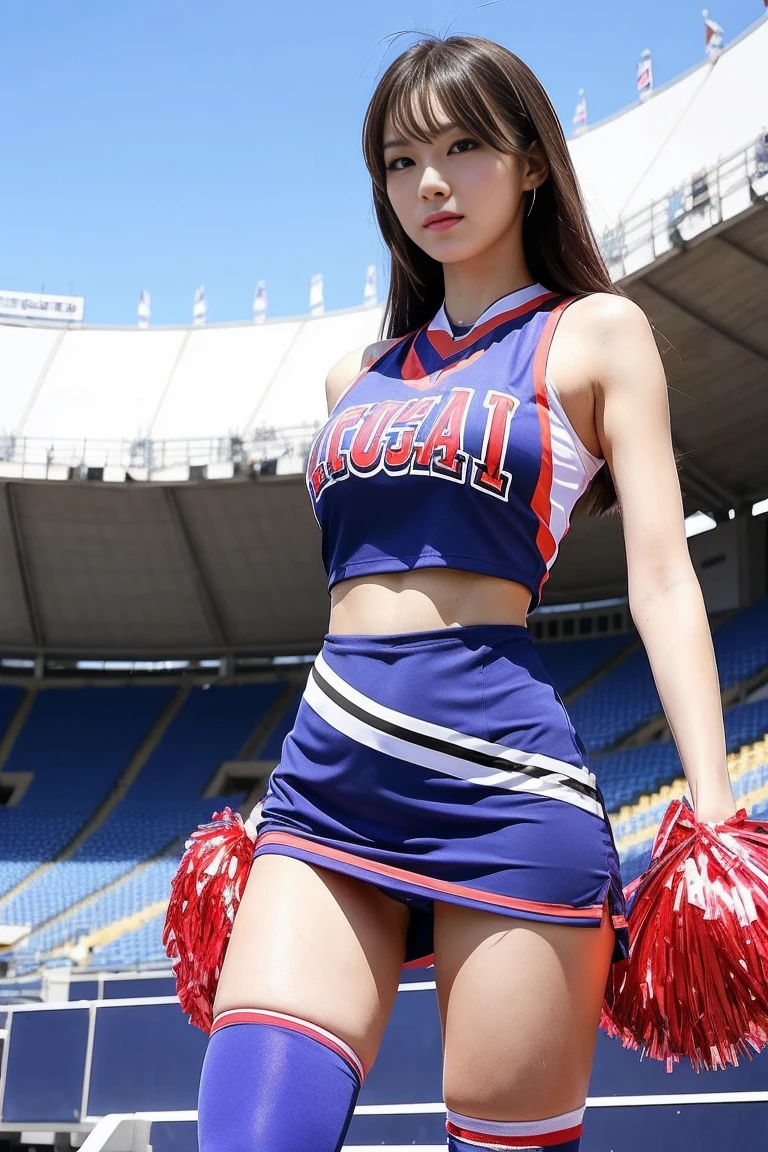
[382,98,533,265]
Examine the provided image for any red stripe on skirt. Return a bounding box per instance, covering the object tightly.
[254,830,626,926]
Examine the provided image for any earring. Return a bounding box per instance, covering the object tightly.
[526,187,537,218]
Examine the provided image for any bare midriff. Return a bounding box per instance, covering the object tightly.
[328,569,532,635]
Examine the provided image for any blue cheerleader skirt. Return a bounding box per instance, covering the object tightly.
[253,623,629,966]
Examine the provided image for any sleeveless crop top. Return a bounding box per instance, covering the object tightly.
[305,282,604,612]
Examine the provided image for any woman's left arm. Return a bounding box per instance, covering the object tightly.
[587,294,736,824]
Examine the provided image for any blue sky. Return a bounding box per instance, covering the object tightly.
[1,1,762,325]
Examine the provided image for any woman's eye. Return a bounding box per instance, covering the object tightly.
[450,138,478,154]
[385,139,477,172]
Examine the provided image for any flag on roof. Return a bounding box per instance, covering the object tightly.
[309,273,324,317]
[703,10,723,58]
[363,264,377,308]
[636,49,653,99]
[192,285,207,326]
[253,280,267,324]
[137,289,151,330]
[572,89,588,134]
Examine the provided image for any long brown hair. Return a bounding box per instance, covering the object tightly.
[361,33,622,516]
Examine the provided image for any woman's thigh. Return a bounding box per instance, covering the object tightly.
[212,852,410,1073]
[434,899,615,1120]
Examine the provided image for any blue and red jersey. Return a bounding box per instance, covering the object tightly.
[305,282,603,611]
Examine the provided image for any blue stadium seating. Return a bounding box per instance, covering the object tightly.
[593,694,768,814]
[3,683,284,965]
[21,799,245,959]
[90,909,169,968]
[569,648,660,751]
[594,743,682,813]
[711,597,768,689]
[0,810,90,898]
[258,687,301,760]
[2,687,175,809]
[570,596,768,753]
[0,685,24,741]
[0,687,174,896]
[724,696,768,751]
[535,635,633,696]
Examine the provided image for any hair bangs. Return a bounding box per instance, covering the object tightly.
[384,52,520,159]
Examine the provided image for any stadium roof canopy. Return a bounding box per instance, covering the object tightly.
[0,15,766,657]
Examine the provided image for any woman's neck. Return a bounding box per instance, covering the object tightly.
[441,248,534,328]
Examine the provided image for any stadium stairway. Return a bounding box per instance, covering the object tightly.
[0,685,180,906]
[533,633,638,702]
[0,685,36,786]
[239,679,299,763]
[0,687,189,913]
[57,897,169,966]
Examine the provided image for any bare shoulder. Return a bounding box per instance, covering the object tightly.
[554,293,660,392]
[325,337,401,414]
[564,292,652,340]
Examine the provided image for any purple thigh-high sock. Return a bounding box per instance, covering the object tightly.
[446,1104,585,1150]
[197,1008,365,1152]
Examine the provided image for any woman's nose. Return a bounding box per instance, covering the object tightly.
[419,167,450,197]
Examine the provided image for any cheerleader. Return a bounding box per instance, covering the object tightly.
[196,34,736,1152]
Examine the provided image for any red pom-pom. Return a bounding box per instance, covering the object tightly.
[602,798,768,1071]
[162,807,255,1033]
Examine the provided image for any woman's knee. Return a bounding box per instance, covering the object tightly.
[211,852,409,1070]
[435,902,613,1119]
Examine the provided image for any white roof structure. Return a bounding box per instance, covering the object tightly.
[0,305,383,454]
[0,14,765,461]
[570,14,768,233]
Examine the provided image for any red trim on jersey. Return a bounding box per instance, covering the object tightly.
[401,334,430,382]
[445,1119,584,1146]
[531,298,576,600]
[425,290,558,359]
[254,830,626,927]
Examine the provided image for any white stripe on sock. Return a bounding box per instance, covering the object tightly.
[446,1103,585,1138]
[213,1007,366,1083]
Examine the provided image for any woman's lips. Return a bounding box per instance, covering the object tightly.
[424,216,462,231]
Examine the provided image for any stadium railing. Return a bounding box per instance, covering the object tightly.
[0,425,320,482]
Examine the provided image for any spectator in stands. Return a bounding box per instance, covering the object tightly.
[690,167,711,212]
[192,33,737,1152]
[755,128,768,180]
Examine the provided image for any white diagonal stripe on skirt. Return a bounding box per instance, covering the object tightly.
[305,653,604,818]
[315,651,597,788]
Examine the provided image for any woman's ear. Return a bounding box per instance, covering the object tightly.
[524,140,549,191]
